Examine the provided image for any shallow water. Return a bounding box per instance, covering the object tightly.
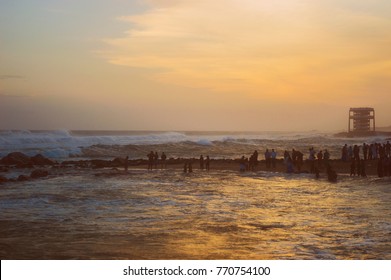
[1,170,390,259]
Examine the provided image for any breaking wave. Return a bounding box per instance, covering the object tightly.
[0,130,388,160]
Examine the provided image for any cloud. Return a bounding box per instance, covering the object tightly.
[0,75,25,80]
[101,0,391,102]
[0,92,33,99]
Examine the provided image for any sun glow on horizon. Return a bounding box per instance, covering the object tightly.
[1,0,391,130]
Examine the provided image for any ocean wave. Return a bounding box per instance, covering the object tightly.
[1,130,388,160]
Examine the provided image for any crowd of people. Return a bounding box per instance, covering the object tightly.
[147,151,167,171]
[342,141,391,178]
[341,141,391,162]
[121,140,391,181]
[144,151,211,173]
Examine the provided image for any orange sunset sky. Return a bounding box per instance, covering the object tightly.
[1,0,390,131]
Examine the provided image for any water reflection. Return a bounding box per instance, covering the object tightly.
[0,170,390,259]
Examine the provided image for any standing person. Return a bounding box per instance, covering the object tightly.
[250,152,259,171]
[154,152,159,169]
[253,150,259,169]
[342,144,348,161]
[199,155,204,170]
[284,150,290,165]
[317,150,323,168]
[205,155,210,171]
[353,145,360,161]
[286,156,294,173]
[372,144,378,160]
[161,152,167,169]
[386,141,391,157]
[323,149,330,166]
[264,149,271,168]
[291,149,297,166]
[271,149,277,169]
[368,144,373,160]
[327,164,337,182]
[239,156,246,172]
[147,151,154,171]
[297,150,304,172]
[348,146,353,160]
[388,157,391,177]
[294,149,304,172]
[363,143,368,161]
[309,147,316,173]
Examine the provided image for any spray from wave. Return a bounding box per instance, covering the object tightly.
[0,130,388,160]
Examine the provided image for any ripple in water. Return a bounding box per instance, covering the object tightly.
[0,170,390,259]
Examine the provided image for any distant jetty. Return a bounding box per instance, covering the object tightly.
[334,131,391,138]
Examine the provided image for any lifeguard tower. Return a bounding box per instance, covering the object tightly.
[348,107,375,133]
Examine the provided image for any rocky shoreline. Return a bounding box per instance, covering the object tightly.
[1,151,390,184]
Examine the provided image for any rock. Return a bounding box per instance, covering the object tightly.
[30,169,49,179]
[61,160,89,167]
[112,157,125,167]
[90,159,111,168]
[17,175,30,181]
[16,163,34,169]
[0,152,32,166]
[0,166,9,172]
[31,154,55,165]
[0,175,8,183]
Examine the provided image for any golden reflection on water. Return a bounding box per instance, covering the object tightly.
[0,170,390,259]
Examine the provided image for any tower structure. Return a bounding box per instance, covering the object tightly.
[348,107,375,133]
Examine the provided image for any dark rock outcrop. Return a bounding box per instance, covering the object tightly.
[0,152,32,166]
[0,166,9,172]
[0,175,8,183]
[90,159,112,169]
[17,175,30,182]
[30,169,49,179]
[112,157,125,167]
[31,154,55,165]
[0,152,55,167]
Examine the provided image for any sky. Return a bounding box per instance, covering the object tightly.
[1,0,390,131]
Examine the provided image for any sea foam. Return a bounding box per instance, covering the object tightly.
[0,130,387,160]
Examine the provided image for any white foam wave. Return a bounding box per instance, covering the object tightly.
[0,130,191,158]
[1,130,386,159]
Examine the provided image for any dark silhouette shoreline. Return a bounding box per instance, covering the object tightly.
[1,151,390,184]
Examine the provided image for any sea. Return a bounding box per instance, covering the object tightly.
[0,130,390,259]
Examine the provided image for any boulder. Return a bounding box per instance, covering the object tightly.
[0,152,32,166]
[16,163,34,169]
[0,166,9,172]
[17,175,30,182]
[31,154,55,165]
[112,157,125,167]
[90,159,111,168]
[0,175,8,183]
[30,169,49,179]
